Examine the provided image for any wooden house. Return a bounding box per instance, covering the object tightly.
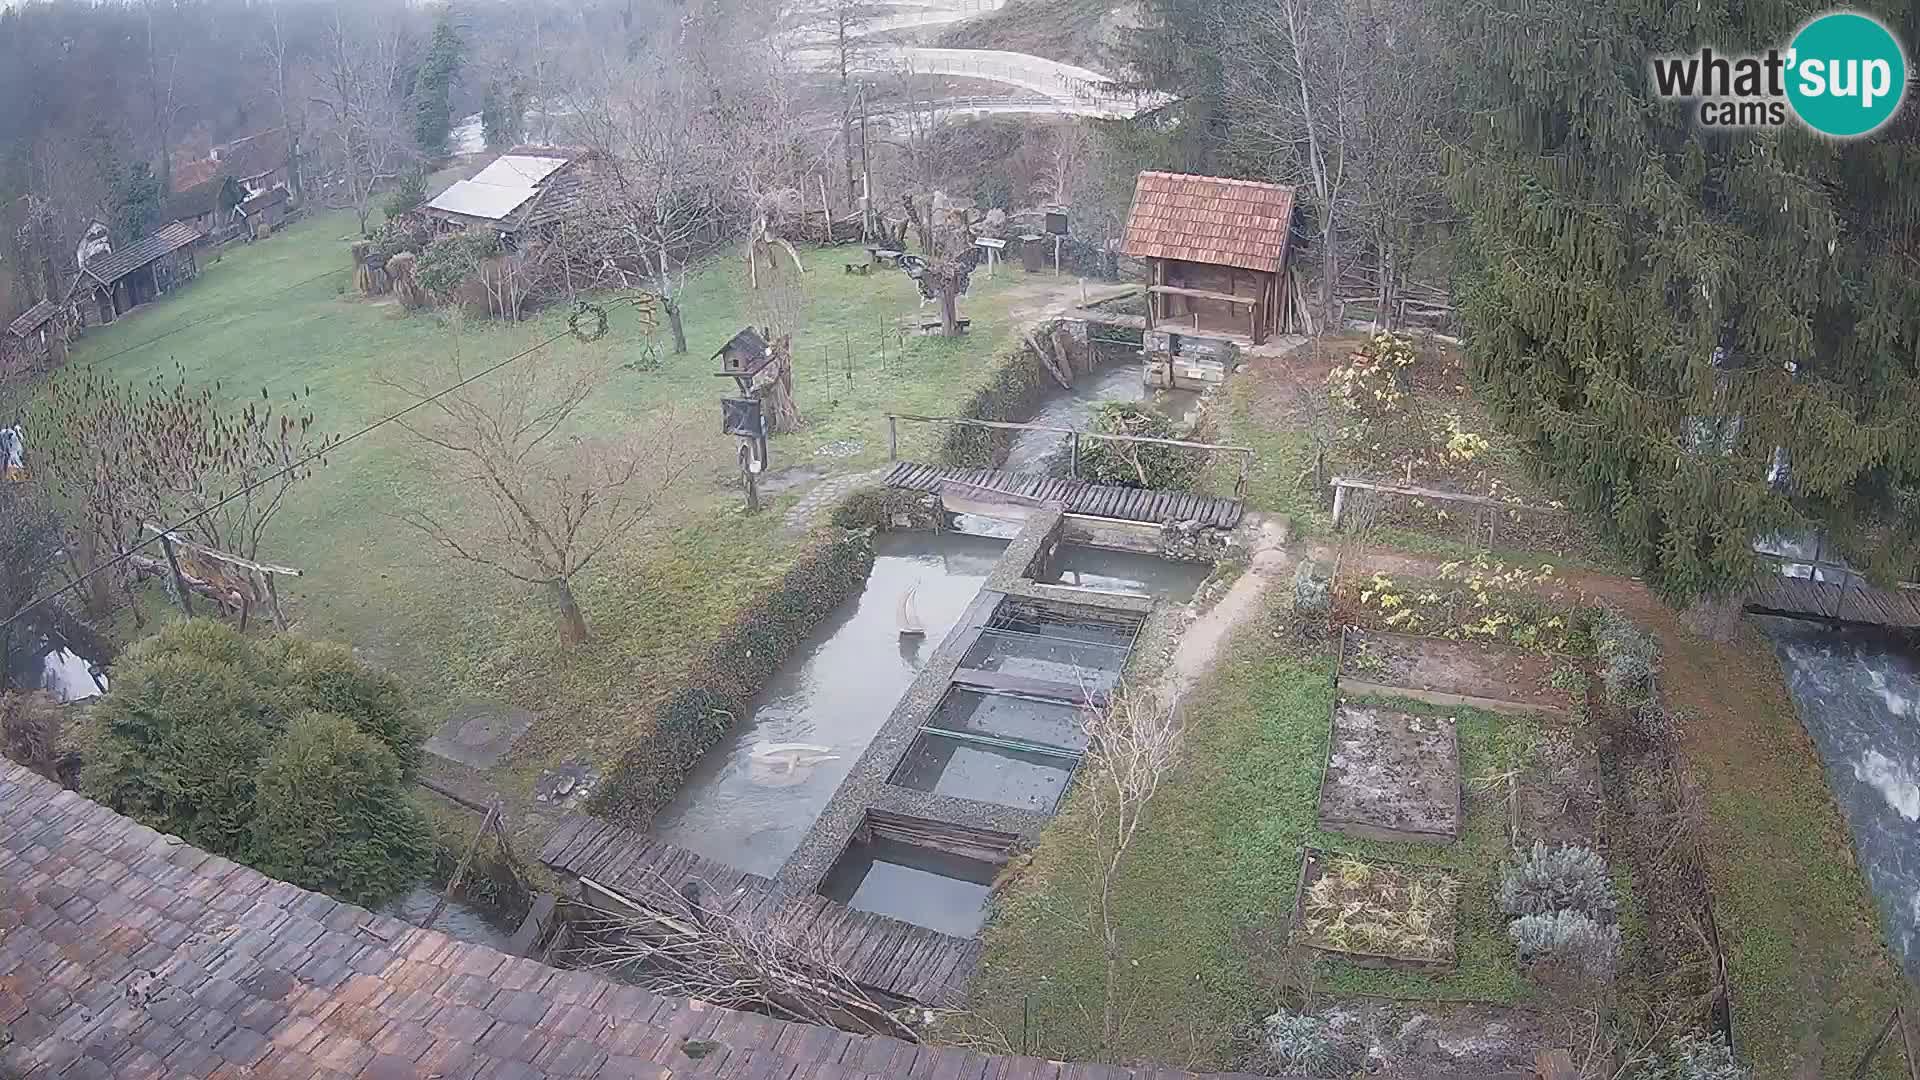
[70,222,202,324]
[238,187,291,238]
[3,299,67,374]
[1120,171,1296,345]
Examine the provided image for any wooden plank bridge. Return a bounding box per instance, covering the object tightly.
[538,816,983,1007]
[1743,575,1920,630]
[883,460,1244,529]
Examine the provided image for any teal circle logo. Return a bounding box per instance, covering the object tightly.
[1786,11,1907,137]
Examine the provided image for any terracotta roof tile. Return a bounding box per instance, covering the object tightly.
[1120,171,1295,273]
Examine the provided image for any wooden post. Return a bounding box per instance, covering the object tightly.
[424,804,497,932]
[159,533,194,616]
[1069,431,1080,479]
[264,571,289,632]
[1332,483,1348,528]
[887,416,899,461]
[1850,1007,1901,1079]
[1236,451,1250,498]
[817,174,831,243]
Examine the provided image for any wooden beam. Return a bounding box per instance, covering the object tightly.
[1147,284,1259,306]
[141,523,304,577]
[1329,476,1563,515]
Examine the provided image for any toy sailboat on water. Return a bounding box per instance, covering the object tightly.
[897,582,926,638]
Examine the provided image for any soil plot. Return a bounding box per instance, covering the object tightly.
[1318,700,1462,843]
[1293,850,1461,970]
[1340,628,1575,716]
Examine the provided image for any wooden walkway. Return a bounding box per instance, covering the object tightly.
[1744,576,1920,630]
[884,460,1243,528]
[538,815,983,1007]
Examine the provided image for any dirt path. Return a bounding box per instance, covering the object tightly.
[1163,514,1293,699]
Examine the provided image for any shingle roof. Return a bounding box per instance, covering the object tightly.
[1120,171,1296,274]
[80,221,202,287]
[0,759,1272,1080]
[7,299,58,338]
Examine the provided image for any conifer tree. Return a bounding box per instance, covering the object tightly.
[1445,1,1920,596]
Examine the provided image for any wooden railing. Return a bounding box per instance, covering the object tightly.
[885,412,1256,496]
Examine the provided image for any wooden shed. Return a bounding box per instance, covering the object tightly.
[1121,171,1296,345]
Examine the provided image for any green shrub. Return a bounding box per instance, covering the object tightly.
[248,712,433,905]
[382,173,428,221]
[81,618,432,902]
[415,229,500,297]
[1076,401,1201,489]
[589,531,876,824]
[1263,1009,1343,1076]
[1594,606,1659,707]
[1634,1033,1748,1080]
[1497,841,1616,920]
[1508,909,1619,980]
[82,652,286,853]
[1292,559,1331,616]
[272,636,427,779]
[942,345,1053,467]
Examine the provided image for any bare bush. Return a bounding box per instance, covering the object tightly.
[1079,683,1182,1050]
[577,871,916,1042]
[0,690,64,781]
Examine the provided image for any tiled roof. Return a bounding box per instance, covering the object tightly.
[80,222,202,288]
[6,299,58,339]
[0,760,1269,1080]
[1120,171,1295,274]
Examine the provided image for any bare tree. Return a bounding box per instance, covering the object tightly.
[377,334,697,645]
[1078,683,1182,1052]
[143,0,184,194]
[1222,0,1450,328]
[310,2,412,235]
[567,46,728,355]
[899,193,979,337]
[257,0,310,200]
[1221,0,1356,327]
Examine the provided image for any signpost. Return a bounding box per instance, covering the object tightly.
[721,397,767,513]
[974,236,1006,279]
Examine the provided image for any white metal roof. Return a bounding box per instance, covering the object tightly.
[468,155,569,188]
[426,180,537,221]
[425,155,571,222]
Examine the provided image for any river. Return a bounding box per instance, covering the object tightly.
[1759,616,1920,984]
[1001,360,1201,474]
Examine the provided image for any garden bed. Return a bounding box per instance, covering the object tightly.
[1509,726,1601,846]
[1316,699,1461,843]
[1292,849,1461,971]
[1339,627,1578,717]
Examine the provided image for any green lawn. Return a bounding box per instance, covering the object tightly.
[64,209,1060,804]
[957,597,1536,1068]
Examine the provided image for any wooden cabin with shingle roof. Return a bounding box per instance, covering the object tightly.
[1121,171,1297,345]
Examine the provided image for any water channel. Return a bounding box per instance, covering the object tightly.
[650,532,1011,876]
[1000,361,1201,474]
[1759,617,1920,984]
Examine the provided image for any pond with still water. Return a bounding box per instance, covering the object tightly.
[649,532,1010,876]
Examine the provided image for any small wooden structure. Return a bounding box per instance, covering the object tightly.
[70,222,202,325]
[1121,171,1296,345]
[3,299,69,372]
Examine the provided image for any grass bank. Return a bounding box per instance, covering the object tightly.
[59,208,1066,819]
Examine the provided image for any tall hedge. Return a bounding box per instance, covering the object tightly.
[248,712,434,906]
[588,530,876,825]
[942,344,1055,467]
[81,620,431,904]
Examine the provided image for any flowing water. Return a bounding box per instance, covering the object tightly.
[650,531,1010,876]
[1758,617,1920,984]
[378,885,518,953]
[1001,361,1201,474]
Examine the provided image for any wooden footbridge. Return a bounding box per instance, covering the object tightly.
[1742,575,1920,630]
[885,460,1245,528]
[538,815,983,1007]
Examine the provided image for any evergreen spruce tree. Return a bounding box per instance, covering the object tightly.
[1445,1,1920,597]
[413,7,464,155]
